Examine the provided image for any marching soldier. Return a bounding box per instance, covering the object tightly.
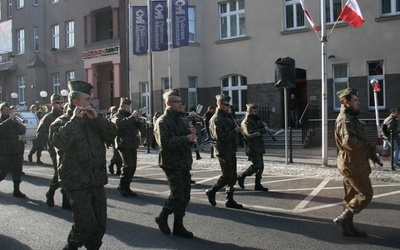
[237,103,269,191]
[107,106,122,175]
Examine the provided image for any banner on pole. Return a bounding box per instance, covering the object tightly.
[172,0,189,48]
[151,1,168,51]
[132,6,148,55]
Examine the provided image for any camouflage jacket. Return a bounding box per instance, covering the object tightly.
[154,108,193,171]
[111,109,143,149]
[241,114,266,156]
[0,115,26,154]
[49,107,117,191]
[335,105,379,176]
[210,108,237,156]
[36,110,62,158]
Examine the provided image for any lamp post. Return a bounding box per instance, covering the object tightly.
[39,91,48,104]
[11,92,18,105]
[60,89,69,103]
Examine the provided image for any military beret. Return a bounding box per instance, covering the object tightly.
[246,103,258,110]
[216,94,231,103]
[163,88,180,100]
[50,94,62,102]
[120,97,131,106]
[67,80,94,95]
[336,88,358,101]
[0,102,10,110]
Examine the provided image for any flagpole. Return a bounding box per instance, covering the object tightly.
[148,0,153,117]
[321,0,328,166]
[128,2,132,103]
[167,0,172,88]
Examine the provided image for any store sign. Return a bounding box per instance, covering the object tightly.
[82,46,120,60]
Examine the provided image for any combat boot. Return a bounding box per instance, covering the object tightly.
[62,243,78,250]
[116,165,122,175]
[205,187,217,206]
[155,210,171,235]
[61,190,72,210]
[173,216,194,238]
[254,178,269,192]
[28,153,33,162]
[13,183,26,198]
[237,174,247,189]
[126,182,137,197]
[45,188,56,207]
[333,209,356,236]
[225,191,243,209]
[117,181,130,197]
[349,217,367,237]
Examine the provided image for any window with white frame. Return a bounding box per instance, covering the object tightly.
[367,60,385,109]
[219,0,245,39]
[381,0,400,16]
[53,73,60,94]
[18,76,26,104]
[66,71,75,82]
[284,0,305,30]
[221,75,247,113]
[33,0,39,6]
[7,0,12,17]
[326,0,343,24]
[66,20,75,48]
[188,6,196,42]
[16,0,24,9]
[33,26,39,52]
[17,29,25,54]
[188,77,197,112]
[333,64,348,111]
[51,24,60,49]
[140,82,150,115]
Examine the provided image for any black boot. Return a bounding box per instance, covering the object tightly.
[237,174,246,189]
[13,183,26,198]
[108,163,114,175]
[36,153,43,164]
[155,210,171,235]
[117,181,130,197]
[205,187,217,206]
[225,191,243,209]
[173,216,194,238]
[45,188,56,207]
[126,182,137,197]
[333,209,357,237]
[28,153,33,162]
[115,165,122,175]
[349,217,367,237]
[61,190,72,210]
[254,178,269,192]
[62,243,78,250]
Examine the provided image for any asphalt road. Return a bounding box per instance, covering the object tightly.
[1,147,400,249]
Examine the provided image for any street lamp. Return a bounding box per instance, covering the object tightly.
[60,89,69,103]
[11,92,18,105]
[39,91,48,104]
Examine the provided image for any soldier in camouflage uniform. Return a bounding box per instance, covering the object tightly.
[0,102,26,198]
[154,89,197,238]
[50,81,117,250]
[111,97,143,197]
[42,94,71,209]
[333,88,382,237]
[205,94,243,209]
[237,104,269,192]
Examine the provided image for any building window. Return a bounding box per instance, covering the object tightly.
[53,73,60,94]
[108,20,113,39]
[188,77,197,112]
[221,75,247,114]
[140,82,150,115]
[326,0,343,24]
[51,0,59,3]
[7,0,12,17]
[381,0,400,16]
[33,26,39,52]
[51,24,60,49]
[66,71,75,83]
[162,78,171,90]
[333,64,348,111]
[368,60,385,110]
[18,76,26,104]
[16,0,24,9]
[33,0,39,6]
[284,0,305,30]
[188,6,196,42]
[66,20,75,48]
[17,29,25,54]
[219,0,245,39]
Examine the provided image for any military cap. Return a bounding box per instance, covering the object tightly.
[9,105,16,109]
[50,94,62,102]
[0,102,10,110]
[216,93,231,103]
[120,97,131,106]
[67,80,94,95]
[246,103,258,111]
[162,88,180,100]
[336,88,358,101]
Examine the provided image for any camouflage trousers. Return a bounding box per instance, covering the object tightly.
[66,186,107,249]
[342,174,373,214]
[242,154,264,179]
[162,169,191,217]
[0,153,23,184]
[213,154,237,193]
[118,147,137,182]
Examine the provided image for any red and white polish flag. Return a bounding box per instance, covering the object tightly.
[339,0,365,28]
[300,0,319,32]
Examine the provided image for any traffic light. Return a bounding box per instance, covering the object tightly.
[275,57,296,88]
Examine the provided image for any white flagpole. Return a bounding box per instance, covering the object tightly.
[148,0,153,117]
[167,0,172,88]
[128,2,133,103]
[321,0,328,166]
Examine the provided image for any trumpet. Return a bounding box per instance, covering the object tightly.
[11,115,28,125]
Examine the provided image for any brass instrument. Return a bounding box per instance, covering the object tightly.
[38,104,48,113]
[11,115,28,125]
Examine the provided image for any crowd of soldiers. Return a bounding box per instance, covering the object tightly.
[0,83,382,249]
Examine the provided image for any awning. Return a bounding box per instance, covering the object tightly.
[0,62,16,72]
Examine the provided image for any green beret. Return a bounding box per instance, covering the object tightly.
[68,80,94,95]
[50,94,62,102]
[216,94,231,103]
[246,103,258,110]
[163,88,180,100]
[0,102,10,110]
[120,97,131,106]
[336,88,358,101]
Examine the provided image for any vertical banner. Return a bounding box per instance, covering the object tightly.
[132,6,148,55]
[172,0,189,48]
[151,0,168,51]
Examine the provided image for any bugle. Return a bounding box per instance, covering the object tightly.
[12,115,28,125]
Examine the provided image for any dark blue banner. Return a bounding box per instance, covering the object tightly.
[132,6,148,55]
[151,1,168,51]
[172,0,189,48]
